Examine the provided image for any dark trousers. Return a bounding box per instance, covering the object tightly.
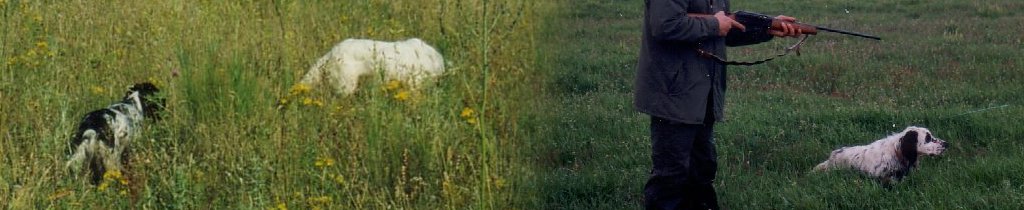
[644,116,718,210]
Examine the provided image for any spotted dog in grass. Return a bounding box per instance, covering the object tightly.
[814,126,950,184]
[67,82,163,184]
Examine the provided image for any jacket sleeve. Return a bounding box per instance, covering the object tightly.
[648,0,720,43]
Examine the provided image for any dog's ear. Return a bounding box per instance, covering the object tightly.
[129,82,160,96]
[128,82,165,120]
[899,130,919,167]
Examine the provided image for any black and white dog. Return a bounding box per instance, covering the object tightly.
[66,82,162,184]
[813,126,950,184]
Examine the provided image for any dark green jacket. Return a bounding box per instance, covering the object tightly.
[634,0,772,124]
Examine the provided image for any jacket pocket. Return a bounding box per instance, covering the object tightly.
[655,58,687,95]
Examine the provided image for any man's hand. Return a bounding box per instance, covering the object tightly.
[769,15,802,37]
[714,11,745,36]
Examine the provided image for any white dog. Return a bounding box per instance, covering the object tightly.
[298,38,445,95]
[813,126,949,183]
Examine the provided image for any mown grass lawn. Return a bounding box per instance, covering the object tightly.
[533,0,1024,209]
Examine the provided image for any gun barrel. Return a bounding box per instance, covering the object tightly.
[815,26,881,40]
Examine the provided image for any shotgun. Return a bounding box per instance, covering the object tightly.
[691,11,881,40]
[683,11,880,65]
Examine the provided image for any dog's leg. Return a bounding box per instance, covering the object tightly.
[878,176,897,189]
[88,155,105,184]
[813,148,848,172]
[334,61,367,95]
[403,68,427,91]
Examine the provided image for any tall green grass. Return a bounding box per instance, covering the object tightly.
[1,0,548,209]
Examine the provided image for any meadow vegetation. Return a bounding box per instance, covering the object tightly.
[1,0,547,209]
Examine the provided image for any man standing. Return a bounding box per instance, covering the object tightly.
[634,0,802,209]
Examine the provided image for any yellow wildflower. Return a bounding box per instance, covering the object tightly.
[97,182,110,191]
[385,80,402,91]
[97,170,128,191]
[307,196,332,204]
[104,170,128,184]
[315,157,335,168]
[461,107,477,124]
[147,76,162,88]
[460,107,475,118]
[289,83,311,96]
[393,90,410,101]
[90,86,106,94]
[301,97,324,107]
[332,174,346,186]
[273,203,287,210]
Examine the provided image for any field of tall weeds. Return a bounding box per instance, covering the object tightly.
[1,0,548,209]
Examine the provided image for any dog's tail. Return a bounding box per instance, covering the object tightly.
[66,130,97,174]
[812,161,830,172]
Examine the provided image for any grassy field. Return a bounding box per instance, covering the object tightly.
[1,0,548,209]
[3,0,1024,209]
[533,0,1024,209]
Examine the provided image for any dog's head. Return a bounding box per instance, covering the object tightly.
[124,82,164,120]
[899,126,950,158]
